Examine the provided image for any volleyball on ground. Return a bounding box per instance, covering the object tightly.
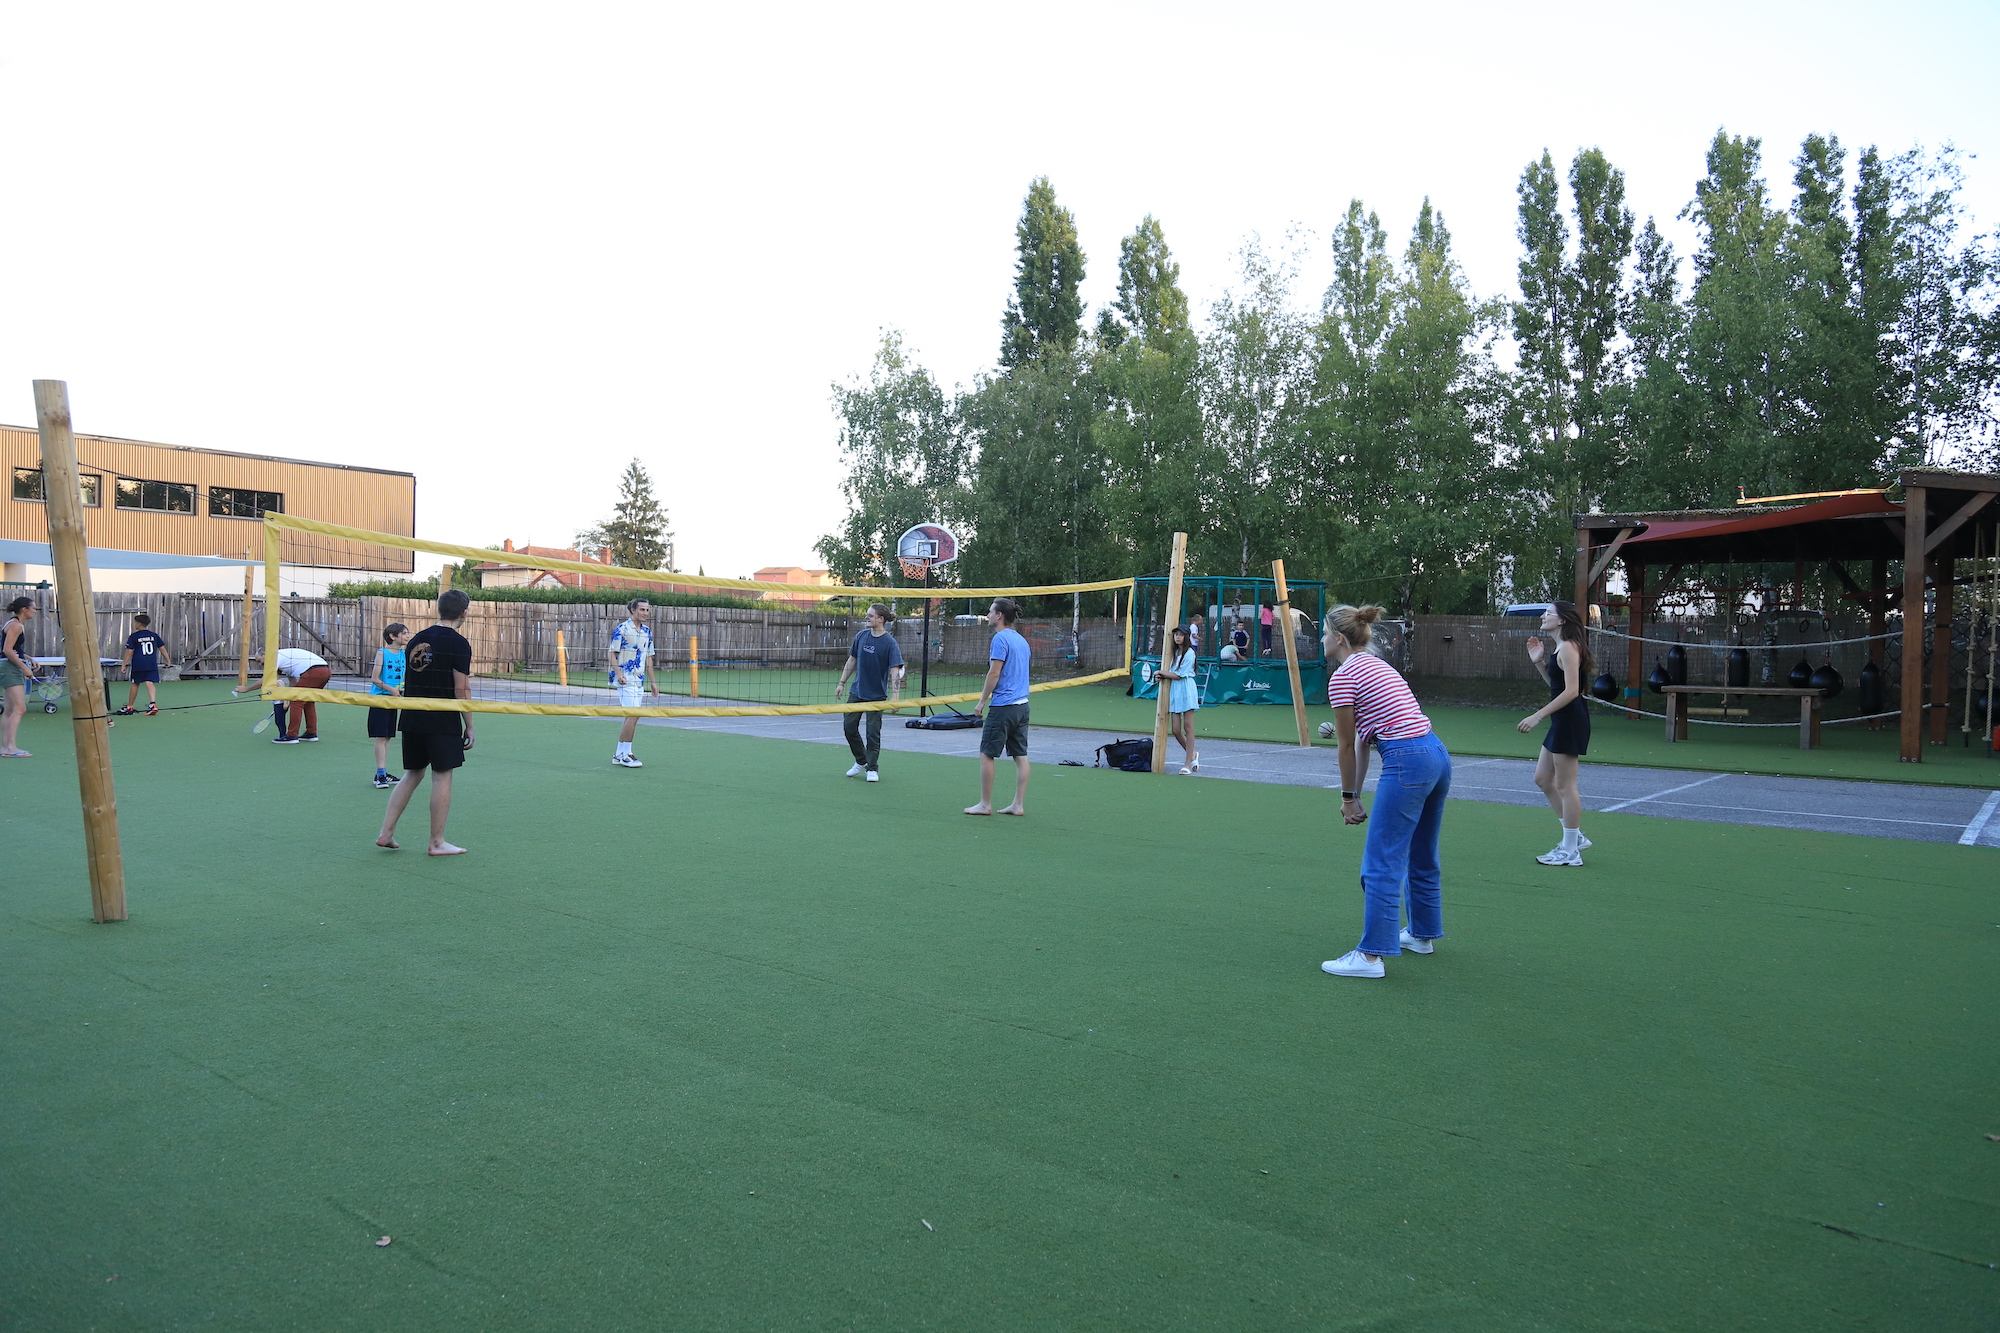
[1318,720,1336,739]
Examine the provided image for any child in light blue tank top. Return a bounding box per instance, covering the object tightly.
[367,625,411,786]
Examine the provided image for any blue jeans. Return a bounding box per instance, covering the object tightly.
[1357,733,1451,956]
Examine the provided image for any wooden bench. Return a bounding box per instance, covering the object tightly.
[1660,685,1825,750]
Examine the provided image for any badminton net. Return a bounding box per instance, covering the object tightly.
[256,514,1133,719]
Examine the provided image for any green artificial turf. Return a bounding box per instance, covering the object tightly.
[3,683,1996,1330]
[1028,683,2000,790]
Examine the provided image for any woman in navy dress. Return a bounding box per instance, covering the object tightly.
[1518,601,1593,866]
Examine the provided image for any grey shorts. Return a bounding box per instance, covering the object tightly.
[980,702,1030,759]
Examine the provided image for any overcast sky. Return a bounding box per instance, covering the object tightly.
[3,1,1994,582]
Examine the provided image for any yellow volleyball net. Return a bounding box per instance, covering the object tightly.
[256,514,1135,719]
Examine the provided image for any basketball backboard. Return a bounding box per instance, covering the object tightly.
[895,523,959,568]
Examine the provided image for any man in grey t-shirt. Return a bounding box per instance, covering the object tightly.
[833,603,904,781]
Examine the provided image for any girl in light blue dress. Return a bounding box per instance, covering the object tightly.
[1158,624,1201,774]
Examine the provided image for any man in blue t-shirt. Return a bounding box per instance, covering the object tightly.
[965,598,1031,816]
[833,602,905,781]
[116,613,170,716]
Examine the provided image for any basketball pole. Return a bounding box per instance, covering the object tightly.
[34,380,127,923]
[1271,559,1311,747]
[1150,532,1187,773]
[919,561,932,716]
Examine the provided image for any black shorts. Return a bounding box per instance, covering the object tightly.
[129,669,160,684]
[980,702,1030,759]
[1543,699,1591,756]
[402,728,467,772]
[367,706,398,739]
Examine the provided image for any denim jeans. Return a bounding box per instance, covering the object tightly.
[1357,732,1451,956]
[842,707,883,769]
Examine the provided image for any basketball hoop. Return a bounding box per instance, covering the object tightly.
[899,556,931,583]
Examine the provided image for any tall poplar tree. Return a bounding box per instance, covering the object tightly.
[999,177,1086,368]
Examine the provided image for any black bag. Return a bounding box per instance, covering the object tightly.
[1094,737,1153,771]
[906,710,983,730]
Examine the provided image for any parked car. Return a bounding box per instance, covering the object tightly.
[1503,603,1554,617]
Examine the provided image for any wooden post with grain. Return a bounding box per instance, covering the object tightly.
[1271,559,1310,747]
[237,552,255,692]
[1150,532,1187,773]
[556,629,569,688]
[34,380,126,923]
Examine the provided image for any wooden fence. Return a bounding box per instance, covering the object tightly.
[2,588,365,676]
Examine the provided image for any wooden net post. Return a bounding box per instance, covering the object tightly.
[1150,532,1187,773]
[237,553,254,692]
[556,629,569,688]
[689,634,700,698]
[1271,559,1310,747]
[34,380,126,923]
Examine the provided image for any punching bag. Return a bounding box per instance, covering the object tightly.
[1591,671,1619,702]
[1666,643,1688,686]
[1857,660,1883,714]
[1788,656,1813,689]
[1726,647,1750,688]
[1648,659,1672,694]
[1809,660,1844,698]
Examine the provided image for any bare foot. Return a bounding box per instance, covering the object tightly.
[428,841,468,856]
[375,836,399,850]
[997,805,1026,816]
[963,804,993,816]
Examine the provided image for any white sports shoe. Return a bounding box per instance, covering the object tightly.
[614,753,644,768]
[865,770,879,783]
[1398,928,1434,955]
[1321,950,1385,978]
[1577,833,1593,850]
[1537,845,1582,866]
[846,763,864,777]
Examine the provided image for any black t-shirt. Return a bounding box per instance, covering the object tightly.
[399,624,472,735]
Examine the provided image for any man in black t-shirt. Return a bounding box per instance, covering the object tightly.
[377,589,476,856]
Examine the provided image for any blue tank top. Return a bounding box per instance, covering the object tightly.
[372,647,406,696]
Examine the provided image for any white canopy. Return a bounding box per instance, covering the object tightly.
[0,538,259,571]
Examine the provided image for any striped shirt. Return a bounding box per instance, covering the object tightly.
[1326,650,1431,744]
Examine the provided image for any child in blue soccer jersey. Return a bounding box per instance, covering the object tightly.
[116,613,170,716]
[367,623,410,788]
[607,598,657,768]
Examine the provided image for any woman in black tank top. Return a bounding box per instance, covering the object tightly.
[1518,601,1593,866]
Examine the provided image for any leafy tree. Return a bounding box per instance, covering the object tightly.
[576,459,672,570]
[1095,217,1208,576]
[999,178,1086,369]
[1201,237,1314,577]
[814,332,970,587]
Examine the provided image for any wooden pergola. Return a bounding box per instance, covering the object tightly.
[1574,467,2000,763]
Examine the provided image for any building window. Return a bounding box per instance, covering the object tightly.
[208,486,284,520]
[11,467,102,507]
[114,477,196,514]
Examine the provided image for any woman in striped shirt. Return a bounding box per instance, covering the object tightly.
[1319,605,1451,980]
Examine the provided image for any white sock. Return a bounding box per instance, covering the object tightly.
[1561,826,1580,851]
[616,741,632,757]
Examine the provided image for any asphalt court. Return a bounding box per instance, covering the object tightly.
[647,707,2000,849]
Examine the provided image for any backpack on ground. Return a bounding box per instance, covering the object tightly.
[1094,737,1153,771]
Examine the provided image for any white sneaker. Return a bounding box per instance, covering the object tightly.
[614,753,644,768]
[1576,833,1592,850]
[1398,928,1434,955]
[865,770,879,783]
[846,763,864,777]
[1321,950,1384,978]
[1537,845,1583,866]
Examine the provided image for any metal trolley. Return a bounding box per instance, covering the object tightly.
[27,657,117,715]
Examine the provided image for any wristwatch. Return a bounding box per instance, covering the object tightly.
[1341,791,1356,800]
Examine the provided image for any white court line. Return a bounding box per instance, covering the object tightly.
[1958,791,2000,846]
[1599,772,1731,814]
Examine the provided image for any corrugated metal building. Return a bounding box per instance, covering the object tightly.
[2,423,415,575]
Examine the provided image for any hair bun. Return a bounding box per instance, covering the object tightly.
[1354,605,1383,625]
